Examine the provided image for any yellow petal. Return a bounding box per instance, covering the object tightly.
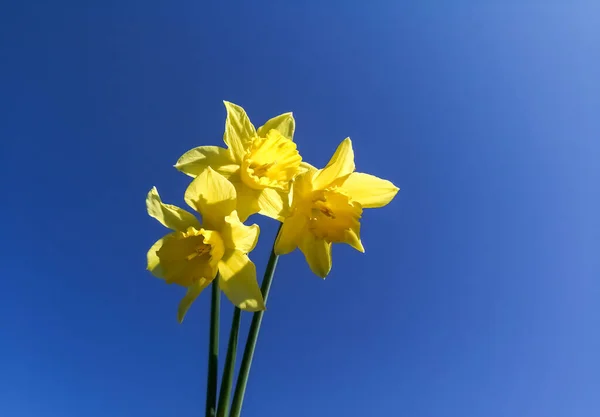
[344,225,365,253]
[177,279,212,323]
[231,179,261,222]
[146,187,200,232]
[218,250,265,311]
[298,161,317,176]
[202,229,226,269]
[257,187,289,221]
[222,211,260,253]
[274,213,307,255]
[313,138,355,190]
[292,170,316,200]
[174,146,239,178]
[298,234,332,278]
[185,167,236,229]
[147,235,170,278]
[338,172,399,208]
[257,112,295,140]
[223,101,256,163]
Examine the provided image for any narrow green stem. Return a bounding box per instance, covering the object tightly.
[216,307,242,417]
[206,280,220,417]
[229,227,281,417]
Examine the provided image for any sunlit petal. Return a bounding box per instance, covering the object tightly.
[218,250,265,311]
[174,145,239,178]
[256,187,288,221]
[223,101,256,163]
[274,213,307,255]
[184,167,236,229]
[338,172,399,208]
[313,138,355,190]
[230,178,261,222]
[146,187,200,232]
[298,234,332,278]
[147,235,169,278]
[344,224,365,253]
[256,112,295,140]
[222,211,260,253]
[297,161,317,176]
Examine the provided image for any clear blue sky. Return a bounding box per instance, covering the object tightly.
[1,1,599,416]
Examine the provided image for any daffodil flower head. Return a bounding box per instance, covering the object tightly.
[146,168,265,323]
[175,101,303,221]
[274,138,399,278]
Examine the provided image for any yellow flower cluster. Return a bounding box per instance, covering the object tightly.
[147,102,399,321]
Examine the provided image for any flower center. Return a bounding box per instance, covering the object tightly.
[240,129,301,190]
[186,241,212,260]
[157,227,225,286]
[307,188,362,243]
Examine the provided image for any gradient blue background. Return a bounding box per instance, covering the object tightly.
[1,1,599,416]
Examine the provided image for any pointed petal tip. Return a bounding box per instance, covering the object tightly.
[356,241,366,253]
[146,186,158,201]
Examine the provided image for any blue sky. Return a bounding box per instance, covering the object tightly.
[1,1,599,416]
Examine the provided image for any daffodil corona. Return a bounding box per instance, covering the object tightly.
[146,168,265,322]
[175,101,303,221]
[274,138,399,278]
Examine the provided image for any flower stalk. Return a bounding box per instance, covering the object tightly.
[216,307,241,417]
[229,227,281,417]
[205,280,220,417]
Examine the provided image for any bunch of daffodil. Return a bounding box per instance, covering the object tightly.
[146,101,399,417]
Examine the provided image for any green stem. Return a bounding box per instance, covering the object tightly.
[216,307,242,417]
[206,280,220,417]
[229,228,281,417]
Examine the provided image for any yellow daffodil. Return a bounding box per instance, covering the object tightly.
[146,168,265,322]
[274,138,399,278]
[175,101,303,221]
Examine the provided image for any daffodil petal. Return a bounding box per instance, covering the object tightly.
[298,161,317,176]
[222,211,260,253]
[185,167,236,229]
[339,172,399,208]
[257,112,295,140]
[147,235,169,278]
[175,145,239,178]
[223,101,256,163]
[257,188,288,221]
[231,179,261,222]
[298,234,332,278]
[177,278,212,323]
[218,250,265,311]
[147,187,200,232]
[313,138,355,190]
[274,213,307,255]
[344,226,365,253]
